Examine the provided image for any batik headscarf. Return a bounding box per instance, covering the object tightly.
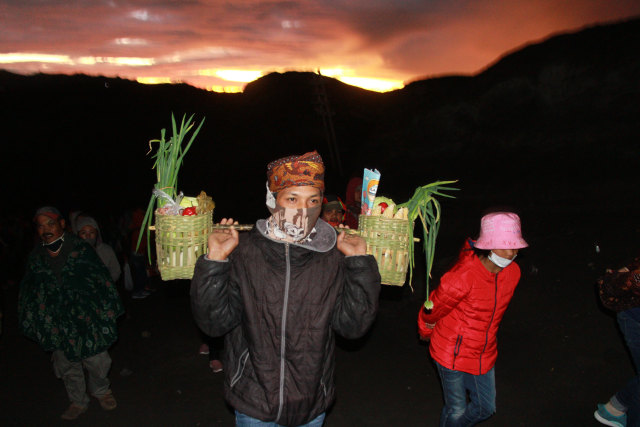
[266,150,325,193]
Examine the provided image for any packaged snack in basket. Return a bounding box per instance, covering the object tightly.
[196,191,215,214]
[361,168,381,216]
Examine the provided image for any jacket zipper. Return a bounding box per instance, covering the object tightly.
[275,243,291,423]
[479,273,498,374]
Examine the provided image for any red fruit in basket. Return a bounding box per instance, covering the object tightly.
[182,207,197,216]
[379,202,388,213]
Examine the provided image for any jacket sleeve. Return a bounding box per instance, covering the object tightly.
[417,307,435,339]
[421,270,470,325]
[331,255,381,339]
[103,246,122,283]
[190,255,243,337]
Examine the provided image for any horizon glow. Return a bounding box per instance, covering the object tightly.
[1,1,639,93]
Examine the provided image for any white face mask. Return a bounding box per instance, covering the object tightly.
[43,234,65,253]
[488,251,516,268]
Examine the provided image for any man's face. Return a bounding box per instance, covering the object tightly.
[36,215,65,244]
[275,186,322,210]
[272,186,323,238]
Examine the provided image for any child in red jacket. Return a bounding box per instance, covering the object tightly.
[418,212,528,426]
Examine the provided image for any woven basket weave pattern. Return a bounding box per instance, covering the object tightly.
[358,215,411,286]
[155,210,213,280]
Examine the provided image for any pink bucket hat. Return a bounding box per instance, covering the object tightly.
[474,212,528,250]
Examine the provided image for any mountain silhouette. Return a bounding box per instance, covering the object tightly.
[1,17,638,223]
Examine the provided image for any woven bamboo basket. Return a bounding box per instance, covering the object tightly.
[154,210,213,280]
[358,215,412,286]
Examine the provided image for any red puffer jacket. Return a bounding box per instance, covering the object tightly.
[418,240,520,375]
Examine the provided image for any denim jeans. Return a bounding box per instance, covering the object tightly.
[435,361,496,427]
[235,411,325,427]
[613,310,640,425]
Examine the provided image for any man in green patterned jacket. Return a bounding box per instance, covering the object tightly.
[18,206,124,421]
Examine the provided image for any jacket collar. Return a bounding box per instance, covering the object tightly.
[255,218,336,253]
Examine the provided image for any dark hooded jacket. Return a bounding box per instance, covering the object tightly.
[76,216,121,282]
[190,218,380,426]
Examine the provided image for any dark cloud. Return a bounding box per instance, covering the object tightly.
[319,0,460,46]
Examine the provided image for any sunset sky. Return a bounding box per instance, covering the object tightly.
[2,1,639,92]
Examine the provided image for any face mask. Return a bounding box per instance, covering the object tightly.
[267,204,321,242]
[43,235,64,253]
[488,251,516,268]
[84,237,98,247]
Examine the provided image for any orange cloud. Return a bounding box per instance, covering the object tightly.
[1,0,639,92]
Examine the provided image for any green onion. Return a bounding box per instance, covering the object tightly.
[397,180,459,309]
[136,113,205,261]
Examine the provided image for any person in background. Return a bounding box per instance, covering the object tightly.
[76,216,121,282]
[594,255,640,427]
[128,208,152,299]
[68,210,84,235]
[191,151,381,427]
[198,332,225,373]
[18,206,124,421]
[418,212,528,426]
[343,176,362,229]
[321,194,346,227]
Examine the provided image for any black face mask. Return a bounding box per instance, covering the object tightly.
[43,235,64,253]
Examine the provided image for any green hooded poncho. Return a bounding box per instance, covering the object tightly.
[18,233,124,361]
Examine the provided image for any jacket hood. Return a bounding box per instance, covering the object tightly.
[345,177,362,207]
[255,217,336,252]
[75,216,103,244]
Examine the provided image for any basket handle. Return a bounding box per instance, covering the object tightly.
[150,224,419,241]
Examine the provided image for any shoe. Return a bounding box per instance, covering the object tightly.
[144,286,157,293]
[132,291,149,299]
[209,359,223,373]
[96,391,117,411]
[60,403,87,420]
[199,343,210,355]
[594,403,627,427]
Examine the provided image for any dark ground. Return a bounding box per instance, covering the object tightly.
[0,203,638,427]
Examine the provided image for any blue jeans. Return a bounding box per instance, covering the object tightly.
[235,411,325,427]
[613,310,640,425]
[436,361,496,427]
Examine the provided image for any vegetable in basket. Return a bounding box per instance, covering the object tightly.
[396,181,459,309]
[371,196,395,216]
[182,207,197,216]
[371,196,409,220]
[136,113,205,261]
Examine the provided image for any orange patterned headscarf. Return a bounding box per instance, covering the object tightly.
[267,151,325,193]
